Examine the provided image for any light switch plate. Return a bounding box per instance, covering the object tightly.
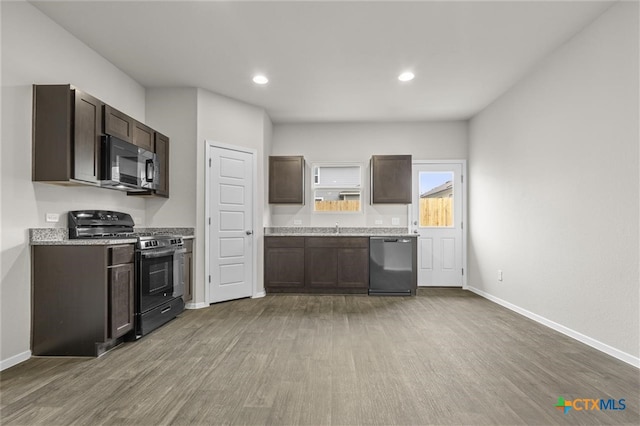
[45,213,59,223]
[391,217,400,225]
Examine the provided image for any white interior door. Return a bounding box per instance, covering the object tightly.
[207,144,254,303]
[411,162,464,287]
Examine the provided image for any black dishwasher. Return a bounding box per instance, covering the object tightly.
[369,237,416,296]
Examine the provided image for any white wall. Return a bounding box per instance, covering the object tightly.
[271,121,467,227]
[468,1,639,364]
[145,88,198,227]
[0,1,148,368]
[195,89,270,301]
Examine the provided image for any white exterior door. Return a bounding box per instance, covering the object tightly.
[207,144,254,303]
[411,162,464,287]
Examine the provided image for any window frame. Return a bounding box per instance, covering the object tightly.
[311,162,364,214]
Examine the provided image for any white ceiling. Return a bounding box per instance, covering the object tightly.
[30,0,614,123]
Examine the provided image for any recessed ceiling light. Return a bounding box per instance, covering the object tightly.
[253,75,269,85]
[398,71,415,82]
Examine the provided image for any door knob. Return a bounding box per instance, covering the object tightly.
[246,230,253,235]
[413,229,419,234]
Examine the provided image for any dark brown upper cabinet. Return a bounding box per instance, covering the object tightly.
[32,84,103,184]
[154,132,169,198]
[133,121,154,151]
[103,104,134,143]
[269,156,305,204]
[34,84,171,197]
[370,155,412,204]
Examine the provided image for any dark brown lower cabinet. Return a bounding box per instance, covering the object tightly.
[32,244,135,356]
[265,236,369,294]
[183,239,194,302]
[306,237,369,293]
[264,237,305,292]
[108,263,134,339]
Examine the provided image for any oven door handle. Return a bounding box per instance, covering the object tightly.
[139,248,184,259]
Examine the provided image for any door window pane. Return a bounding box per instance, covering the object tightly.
[419,172,453,227]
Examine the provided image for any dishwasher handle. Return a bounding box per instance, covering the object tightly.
[370,237,412,243]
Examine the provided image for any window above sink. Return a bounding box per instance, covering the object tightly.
[312,163,363,213]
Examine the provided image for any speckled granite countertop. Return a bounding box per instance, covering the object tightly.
[30,227,195,246]
[264,227,416,238]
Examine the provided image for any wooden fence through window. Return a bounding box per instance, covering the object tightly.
[420,198,453,227]
[314,200,361,212]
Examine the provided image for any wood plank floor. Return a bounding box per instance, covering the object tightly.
[1,289,638,425]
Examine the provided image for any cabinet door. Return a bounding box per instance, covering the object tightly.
[269,156,305,204]
[371,155,412,204]
[305,247,338,288]
[133,121,153,151]
[337,248,369,288]
[73,90,103,183]
[32,84,73,182]
[183,251,193,302]
[265,247,306,289]
[104,105,134,143]
[108,263,134,339]
[154,132,169,197]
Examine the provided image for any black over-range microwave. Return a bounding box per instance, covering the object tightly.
[100,135,158,192]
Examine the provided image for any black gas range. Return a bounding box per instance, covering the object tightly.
[68,210,185,338]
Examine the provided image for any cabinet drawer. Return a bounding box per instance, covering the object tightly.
[305,237,369,248]
[265,236,305,248]
[108,245,134,265]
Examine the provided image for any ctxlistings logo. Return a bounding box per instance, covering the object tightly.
[555,396,626,414]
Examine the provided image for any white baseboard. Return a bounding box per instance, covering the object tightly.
[185,302,208,309]
[1,350,31,371]
[467,286,640,369]
[252,290,266,299]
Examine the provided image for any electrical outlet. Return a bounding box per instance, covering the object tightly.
[498,270,503,281]
[45,213,59,223]
[391,217,400,225]
[374,219,383,225]
[293,219,302,225]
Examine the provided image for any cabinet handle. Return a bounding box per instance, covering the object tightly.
[161,306,171,314]
[146,159,154,182]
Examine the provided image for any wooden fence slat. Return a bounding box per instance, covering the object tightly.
[419,198,452,226]
[314,200,360,212]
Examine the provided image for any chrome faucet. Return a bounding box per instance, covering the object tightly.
[335,222,339,234]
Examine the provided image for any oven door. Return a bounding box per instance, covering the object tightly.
[137,248,185,314]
